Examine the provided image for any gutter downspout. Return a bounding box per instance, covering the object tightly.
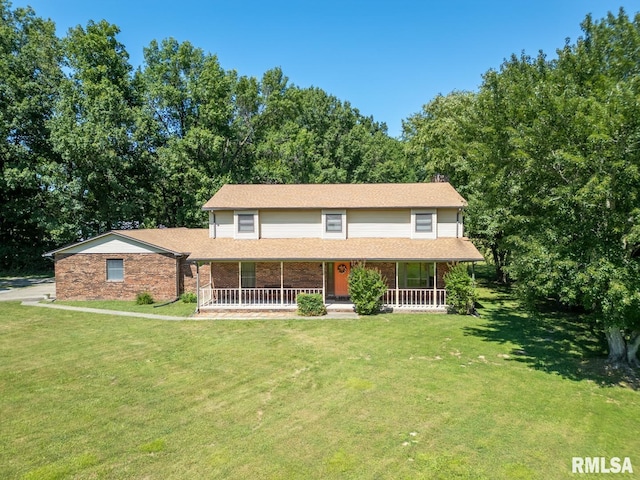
[175,255,182,299]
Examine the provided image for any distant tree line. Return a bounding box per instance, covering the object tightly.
[2,1,639,364]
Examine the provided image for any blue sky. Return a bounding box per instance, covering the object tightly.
[11,0,637,137]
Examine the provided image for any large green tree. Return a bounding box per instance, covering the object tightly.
[0,1,63,270]
[502,10,640,366]
[251,77,407,184]
[403,91,514,283]
[49,20,148,238]
[136,38,236,227]
[403,9,640,365]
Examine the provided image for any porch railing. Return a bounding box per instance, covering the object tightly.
[199,285,447,309]
[199,286,323,307]
[383,288,447,308]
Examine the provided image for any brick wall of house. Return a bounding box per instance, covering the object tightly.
[284,262,323,288]
[256,262,281,287]
[210,261,324,289]
[368,262,396,289]
[182,261,211,294]
[210,262,239,288]
[55,252,179,301]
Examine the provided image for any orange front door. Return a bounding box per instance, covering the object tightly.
[334,262,350,297]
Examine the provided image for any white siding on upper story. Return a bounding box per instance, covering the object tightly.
[261,210,321,238]
[437,208,461,238]
[62,235,165,254]
[210,207,464,239]
[211,210,234,238]
[347,209,410,238]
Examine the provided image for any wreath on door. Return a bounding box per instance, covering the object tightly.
[337,264,347,274]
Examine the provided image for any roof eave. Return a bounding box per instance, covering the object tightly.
[43,231,186,258]
[187,255,484,263]
[203,204,467,211]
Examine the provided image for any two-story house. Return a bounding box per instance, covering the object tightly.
[46,183,484,311]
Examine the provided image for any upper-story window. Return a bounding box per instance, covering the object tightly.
[234,211,259,239]
[325,213,343,233]
[415,213,433,233]
[411,209,436,239]
[322,210,346,239]
[237,214,255,233]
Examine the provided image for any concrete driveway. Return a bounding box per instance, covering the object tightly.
[0,277,55,302]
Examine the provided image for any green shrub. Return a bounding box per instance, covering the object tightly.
[443,263,477,315]
[180,292,197,303]
[296,293,327,316]
[348,263,387,315]
[135,291,154,305]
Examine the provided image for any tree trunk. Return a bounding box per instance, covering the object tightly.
[491,246,509,284]
[626,331,640,368]
[605,326,628,366]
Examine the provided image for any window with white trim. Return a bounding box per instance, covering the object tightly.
[234,211,259,239]
[411,209,437,239]
[322,210,347,239]
[106,259,124,281]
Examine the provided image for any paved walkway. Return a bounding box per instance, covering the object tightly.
[19,300,359,321]
[5,279,359,320]
[21,300,190,320]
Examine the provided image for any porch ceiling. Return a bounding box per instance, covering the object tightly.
[187,237,484,262]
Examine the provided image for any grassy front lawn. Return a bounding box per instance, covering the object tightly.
[1,286,638,479]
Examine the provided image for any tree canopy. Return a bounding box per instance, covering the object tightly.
[0,0,404,271]
[404,8,640,365]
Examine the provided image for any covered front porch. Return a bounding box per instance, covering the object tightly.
[195,260,450,312]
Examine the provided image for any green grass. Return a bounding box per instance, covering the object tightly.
[1,281,639,479]
[54,299,197,317]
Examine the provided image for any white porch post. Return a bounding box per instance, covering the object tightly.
[395,262,399,308]
[280,261,284,305]
[433,262,438,306]
[322,261,326,303]
[195,262,200,313]
[238,261,242,306]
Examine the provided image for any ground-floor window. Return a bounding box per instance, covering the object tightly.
[106,259,124,281]
[326,262,335,296]
[398,262,434,288]
[241,262,256,288]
